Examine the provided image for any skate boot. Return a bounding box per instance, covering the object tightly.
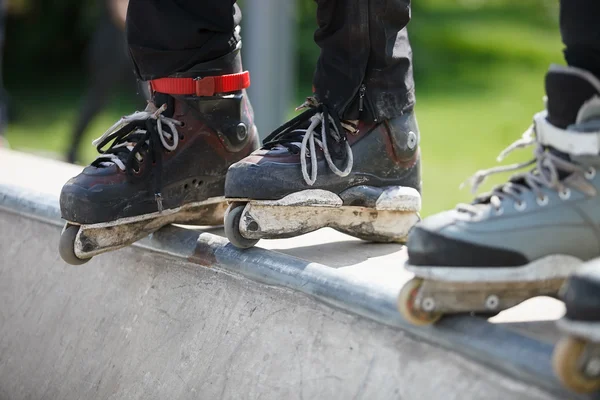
[553,260,600,394]
[223,96,422,248]
[59,50,259,265]
[398,65,600,326]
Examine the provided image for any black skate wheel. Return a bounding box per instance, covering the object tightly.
[553,336,600,394]
[59,224,91,265]
[397,278,442,326]
[224,203,259,249]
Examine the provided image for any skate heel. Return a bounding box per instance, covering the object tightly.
[59,198,228,264]
[224,186,421,249]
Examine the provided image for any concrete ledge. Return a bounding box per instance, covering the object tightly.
[1,149,598,399]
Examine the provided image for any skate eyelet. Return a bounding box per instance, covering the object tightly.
[536,195,549,206]
[494,207,504,216]
[585,167,596,180]
[514,201,527,212]
[559,188,571,200]
[180,134,185,141]
[184,184,189,190]
[192,179,197,185]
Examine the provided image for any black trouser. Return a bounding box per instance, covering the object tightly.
[560,0,600,79]
[126,0,413,122]
[126,0,600,122]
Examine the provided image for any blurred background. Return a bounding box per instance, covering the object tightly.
[1,0,562,216]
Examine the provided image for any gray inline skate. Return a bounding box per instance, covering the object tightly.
[399,65,600,325]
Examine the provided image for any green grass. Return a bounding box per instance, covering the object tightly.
[408,1,563,214]
[4,0,564,217]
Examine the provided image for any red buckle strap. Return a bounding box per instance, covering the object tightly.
[149,71,250,96]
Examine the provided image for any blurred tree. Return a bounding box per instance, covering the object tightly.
[4,0,101,75]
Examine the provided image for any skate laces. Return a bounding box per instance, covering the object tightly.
[91,102,182,211]
[457,113,591,216]
[262,97,355,185]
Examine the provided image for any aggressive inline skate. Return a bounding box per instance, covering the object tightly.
[223,96,422,248]
[399,65,600,325]
[59,49,259,264]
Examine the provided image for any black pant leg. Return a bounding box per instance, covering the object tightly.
[312,0,371,118]
[364,0,414,122]
[312,0,414,122]
[560,0,600,79]
[126,0,241,80]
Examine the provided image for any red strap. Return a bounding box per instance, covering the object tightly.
[149,71,250,96]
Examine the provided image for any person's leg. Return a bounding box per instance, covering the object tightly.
[399,0,600,325]
[223,0,421,248]
[126,0,242,80]
[560,0,600,81]
[66,14,127,164]
[58,0,259,264]
[312,0,414,122]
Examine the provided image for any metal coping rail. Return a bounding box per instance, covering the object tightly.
[0,182,597,400]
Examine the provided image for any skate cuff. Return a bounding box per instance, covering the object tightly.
[149,71,250,96]
[534,110,600,155]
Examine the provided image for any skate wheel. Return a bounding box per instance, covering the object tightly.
[553,336,600,394]
[59,224,91,265]
[397,278,442,326]
[224,203,259,249]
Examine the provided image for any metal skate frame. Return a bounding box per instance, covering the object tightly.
[236,188,421,242]
[67,198,227,259]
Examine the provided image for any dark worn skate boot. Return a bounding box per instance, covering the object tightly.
[59,50,259,264]
[223,96,422,248]
[399,65,600,326]
[553,260,600,394]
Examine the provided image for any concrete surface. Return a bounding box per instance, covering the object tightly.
[0,149,597,400]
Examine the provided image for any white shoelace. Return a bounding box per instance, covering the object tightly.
[263,98,355,186]
[458,120,589,216]
[297,113,354,185]
[92,103,182,170]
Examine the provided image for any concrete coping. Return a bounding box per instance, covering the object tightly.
[0,148,597,400]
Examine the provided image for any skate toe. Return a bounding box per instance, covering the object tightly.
[59,179,99,224]
[59,172,136,224]
[408,215,528,267]
[225,160,304,200]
